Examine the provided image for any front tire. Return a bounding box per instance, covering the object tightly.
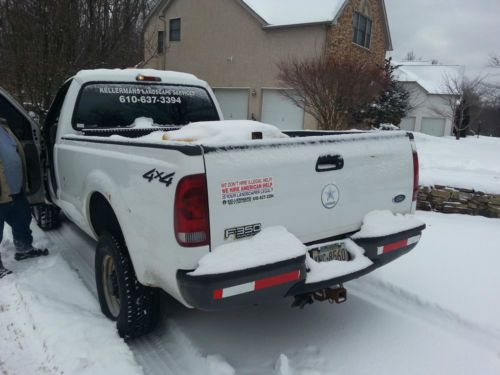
[32,204,61,231]
[95,233,159,339]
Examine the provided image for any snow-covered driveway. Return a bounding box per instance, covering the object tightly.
[1,211,499,374]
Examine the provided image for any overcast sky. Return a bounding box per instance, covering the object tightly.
[385,0,500,79]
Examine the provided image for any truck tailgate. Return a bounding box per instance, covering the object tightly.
[202,132,414,249]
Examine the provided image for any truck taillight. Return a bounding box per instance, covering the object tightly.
[174,174,210,247]
[410,136,419,202]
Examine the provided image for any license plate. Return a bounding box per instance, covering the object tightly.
[310,242,349,263]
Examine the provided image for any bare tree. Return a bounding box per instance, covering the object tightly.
[277,55,385,130]
[489,54,500,68]
[404,51,417,61]
[433,75,485,139]
[0,0,158,118]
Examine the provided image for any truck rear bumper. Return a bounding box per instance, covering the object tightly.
[177,224,425,311]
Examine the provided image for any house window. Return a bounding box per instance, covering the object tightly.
[157,31,165,54]
[169,18,181,42]
[352,12,372,49]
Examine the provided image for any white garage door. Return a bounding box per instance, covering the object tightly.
[261,89,304,130]
[421,117,446,137]
[399,117,416,131]
[213,89,249,120]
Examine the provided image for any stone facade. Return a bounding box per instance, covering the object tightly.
[417,185,500,219]
[327,0,389,66]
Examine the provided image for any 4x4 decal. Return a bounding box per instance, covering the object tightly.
[143,168,175,187]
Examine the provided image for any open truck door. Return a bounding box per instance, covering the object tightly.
[0,86,45,204]
[0,86,60,230]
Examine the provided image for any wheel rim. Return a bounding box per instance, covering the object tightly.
[102,254,121,318]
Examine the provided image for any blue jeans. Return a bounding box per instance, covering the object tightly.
[0,192,33,253]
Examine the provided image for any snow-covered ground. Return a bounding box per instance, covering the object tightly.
[415,133,500,194]
[2,211,499,375]
[0,225,143,375]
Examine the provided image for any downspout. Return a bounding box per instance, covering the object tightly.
[159,12,167,70]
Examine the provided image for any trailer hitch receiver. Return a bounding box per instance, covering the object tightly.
[292,285,347,309]
[313,286,347,304]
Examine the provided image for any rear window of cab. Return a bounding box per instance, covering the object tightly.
[72,83,219,129]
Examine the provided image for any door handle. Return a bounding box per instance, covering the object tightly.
[316,154,344,172]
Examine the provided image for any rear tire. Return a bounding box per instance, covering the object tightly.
[32,204,61,231]
[95,232,159,339]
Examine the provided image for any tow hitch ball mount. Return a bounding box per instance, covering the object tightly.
[292,285,347,309]
[315,286,347,304]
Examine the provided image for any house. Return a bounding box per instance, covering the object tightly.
[395,62,464,137]
[143,0,393,130]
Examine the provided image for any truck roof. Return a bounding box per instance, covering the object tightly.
[73,69,207,87]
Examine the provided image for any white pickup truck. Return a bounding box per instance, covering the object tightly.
[0,69,425,339]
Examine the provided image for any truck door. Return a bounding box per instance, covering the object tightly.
[0,86,44,204]
[42,79,72,201]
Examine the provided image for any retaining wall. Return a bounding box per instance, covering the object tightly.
[417,185,500,219]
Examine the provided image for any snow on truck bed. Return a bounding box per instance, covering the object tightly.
[95,119,407,148]
[160,120,289,145]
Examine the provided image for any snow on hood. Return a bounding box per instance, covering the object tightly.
[189,226,306,276]
[161,120,289,145]
[351,210,425,239]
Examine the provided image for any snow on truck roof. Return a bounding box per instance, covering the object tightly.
[241,0,346,27]
[74,69,206,86]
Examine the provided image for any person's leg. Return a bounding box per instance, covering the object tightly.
[0,251,11,277]
[0,204,11,278]
[0,203,5,246]
[5,193,48,261]
[5,194,33,252]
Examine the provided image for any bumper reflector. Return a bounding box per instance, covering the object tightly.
[213,270,301,300]
[377,235,421,255]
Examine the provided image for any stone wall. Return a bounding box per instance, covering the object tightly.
[417,185,500,219]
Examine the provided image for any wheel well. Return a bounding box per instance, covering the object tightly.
[89,193,123,239]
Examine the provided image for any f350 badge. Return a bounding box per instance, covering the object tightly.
[224,223,262,240]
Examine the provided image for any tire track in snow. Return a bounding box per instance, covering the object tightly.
[48,220,230,375]
[348,276,500,349]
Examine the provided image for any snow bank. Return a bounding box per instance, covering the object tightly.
[0,227,143,375]
[351,210,425,239]
[368,211,500,335]
[160,120,289,145]
[305,240,372,284]
[415,133,500,194]
[189,226,306,276]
